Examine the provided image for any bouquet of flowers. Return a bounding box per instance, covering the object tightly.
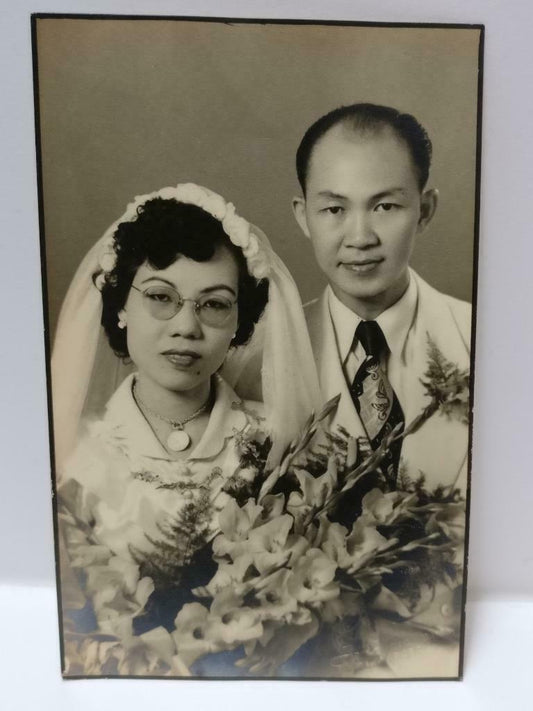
[62,341,468,677]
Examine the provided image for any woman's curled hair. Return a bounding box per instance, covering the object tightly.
[98,198,269,358]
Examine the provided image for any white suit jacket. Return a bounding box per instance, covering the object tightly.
[305,270,472,492]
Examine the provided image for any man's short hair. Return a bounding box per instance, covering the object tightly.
[296,103,433,194]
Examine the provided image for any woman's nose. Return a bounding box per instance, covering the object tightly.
[168,300,202,338]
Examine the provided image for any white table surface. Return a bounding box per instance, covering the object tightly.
[1,584,531,711]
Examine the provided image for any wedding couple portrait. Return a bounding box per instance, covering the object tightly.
[34,17,481,680]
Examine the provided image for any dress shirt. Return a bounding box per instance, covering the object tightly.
[327,275,418,407]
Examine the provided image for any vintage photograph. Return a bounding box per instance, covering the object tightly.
[33,15,482,679]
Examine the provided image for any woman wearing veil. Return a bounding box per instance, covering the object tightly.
[53,183,322,676]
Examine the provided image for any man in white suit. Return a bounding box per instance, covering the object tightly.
[292,104,471,495]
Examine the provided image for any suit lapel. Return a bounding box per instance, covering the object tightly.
[397,272,470,490]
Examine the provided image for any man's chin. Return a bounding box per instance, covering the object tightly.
[331,280,398,318]
[335,281,386,304]
[333,269,409,313]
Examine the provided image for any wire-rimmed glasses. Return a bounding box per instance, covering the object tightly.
[130,284,236,327]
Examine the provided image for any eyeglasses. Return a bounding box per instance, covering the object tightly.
[130,284,237,327]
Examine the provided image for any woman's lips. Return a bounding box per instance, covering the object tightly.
[340,259,383,275]
[161,350,201,368]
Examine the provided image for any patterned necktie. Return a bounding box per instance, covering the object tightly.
[349,320,404,485]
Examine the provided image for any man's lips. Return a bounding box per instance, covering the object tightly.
[340,258,384,274]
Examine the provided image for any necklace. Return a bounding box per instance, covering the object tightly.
[133,381,211,452]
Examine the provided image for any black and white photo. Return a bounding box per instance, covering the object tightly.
[32,15,482,680]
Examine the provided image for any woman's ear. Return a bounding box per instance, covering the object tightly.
[228,331,238,349]
[292,196,311,239]
[118,309,127,330]
[417,188,439,233]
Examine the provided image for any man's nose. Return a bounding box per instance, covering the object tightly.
[169,300,202,338]
[342,212,379,249]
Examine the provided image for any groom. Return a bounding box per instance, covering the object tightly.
[292,103,471,494]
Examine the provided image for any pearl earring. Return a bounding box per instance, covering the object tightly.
[118,317,127,329]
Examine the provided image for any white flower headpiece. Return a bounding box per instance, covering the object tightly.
[94,183,270,291]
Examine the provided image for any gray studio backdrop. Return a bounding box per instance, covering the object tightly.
[35,19,481,336]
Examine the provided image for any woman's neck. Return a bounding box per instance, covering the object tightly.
[133,375,212,423]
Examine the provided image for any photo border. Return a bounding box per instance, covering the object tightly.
[31,13,484,681]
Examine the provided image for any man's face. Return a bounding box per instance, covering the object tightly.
[293,125,437,319]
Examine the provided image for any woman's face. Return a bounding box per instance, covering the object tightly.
[120,245,239,397]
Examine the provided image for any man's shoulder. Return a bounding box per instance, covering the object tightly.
[428,283,471,317]
[413,271,472,341]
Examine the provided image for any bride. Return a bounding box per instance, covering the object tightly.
[53,184,322,675]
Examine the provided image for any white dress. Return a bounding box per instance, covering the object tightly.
[58,373,266,638]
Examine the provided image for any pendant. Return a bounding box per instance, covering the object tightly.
[166,428,191,452]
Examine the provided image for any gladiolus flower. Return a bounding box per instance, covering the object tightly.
[287,548,339,607]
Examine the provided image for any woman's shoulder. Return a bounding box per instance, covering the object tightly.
[239,397,265,420]
[216,375,266,426]
[237,398,268,440]
[58,393,140,497]
[186,377,269,462]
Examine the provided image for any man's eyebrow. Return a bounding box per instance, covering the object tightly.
[315,188,408,201]
[316,191,348,200]
[372,188,408,200]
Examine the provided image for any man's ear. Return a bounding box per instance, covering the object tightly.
[417,188,438,233]
[292,196,311,239]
